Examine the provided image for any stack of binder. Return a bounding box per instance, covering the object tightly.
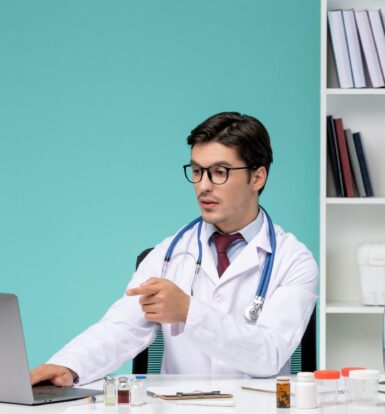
[328,9,385,88]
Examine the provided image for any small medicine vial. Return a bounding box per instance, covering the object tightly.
[295,372,317,409]
[103,376,116,406]
[117,376,130,404]
[130,378,142,406]
[130,375,147,406]
[136,375,147,402]
[276,376,290,408]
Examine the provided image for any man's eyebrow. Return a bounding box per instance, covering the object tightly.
[190,159,232,167]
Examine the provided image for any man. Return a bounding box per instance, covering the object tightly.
[31,112,318,386]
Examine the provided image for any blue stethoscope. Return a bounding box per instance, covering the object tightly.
[160,206,276,325]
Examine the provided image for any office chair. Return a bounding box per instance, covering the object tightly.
[383,311,385,371]
[132,248,317,374]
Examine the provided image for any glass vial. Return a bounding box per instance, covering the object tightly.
[103,376,116,406]
[117,376,130,404]
[130,378,143,406]
[276,376,290,408]
[136,375,147,400]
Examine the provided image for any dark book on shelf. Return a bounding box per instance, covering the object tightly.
[345,128,366,197]
[352,132,374,197]
[334,118,355,197]
[326,115,344,196]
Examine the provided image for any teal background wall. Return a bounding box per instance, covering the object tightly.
[0,0,320,375]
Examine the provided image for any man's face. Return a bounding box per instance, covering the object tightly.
[191,142,266,233]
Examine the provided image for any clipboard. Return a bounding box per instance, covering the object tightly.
[147,390,233,400]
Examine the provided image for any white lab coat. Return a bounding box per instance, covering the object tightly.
[48,211,318,385]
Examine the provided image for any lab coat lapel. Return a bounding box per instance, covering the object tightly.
[198,223,220,283]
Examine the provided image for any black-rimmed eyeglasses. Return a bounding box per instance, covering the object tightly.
[183,164,256,185]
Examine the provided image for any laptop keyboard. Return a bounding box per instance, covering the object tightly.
[34,389,62,398]
[33,385,80,400]
[32,385,102,402]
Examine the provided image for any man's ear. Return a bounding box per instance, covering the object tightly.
[251,166,267,193]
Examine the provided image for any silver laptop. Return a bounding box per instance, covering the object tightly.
[0,293,102,405]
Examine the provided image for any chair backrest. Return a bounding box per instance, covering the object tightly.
[132,248,317,374]
[383,311,385,371]
[291,307,317,374]
[132,247,163,374]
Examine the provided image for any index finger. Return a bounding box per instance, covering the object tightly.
[126,284,160,297]
[140,277,162,286]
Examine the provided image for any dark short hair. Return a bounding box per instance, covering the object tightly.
[187,112,273,194]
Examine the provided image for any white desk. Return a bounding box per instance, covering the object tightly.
[1,375,385,414]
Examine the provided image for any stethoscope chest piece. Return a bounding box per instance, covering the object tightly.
[244,296,264,325]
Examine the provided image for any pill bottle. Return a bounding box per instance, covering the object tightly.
[349,369,380,406]
[340,367,365,401]
[295,372,317,409]
[103,376,116,406]
[314,370,340,406]
[117,376,130,404]
[276,376,290,408]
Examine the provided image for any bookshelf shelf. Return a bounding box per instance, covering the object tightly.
[327,88,385,95]
[320,0,385,371]
[326,302,385,314]
[326,197,385,205]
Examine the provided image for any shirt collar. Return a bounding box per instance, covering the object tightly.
[205,208,264,245]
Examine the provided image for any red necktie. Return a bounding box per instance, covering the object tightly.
[212,232,243,277]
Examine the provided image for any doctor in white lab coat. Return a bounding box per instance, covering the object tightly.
[30,112,318,387]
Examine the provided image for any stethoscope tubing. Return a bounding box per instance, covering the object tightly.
[161,206,276,303]
[164,216,203,263]
[256,206,276,299]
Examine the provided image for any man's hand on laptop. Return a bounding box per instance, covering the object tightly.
[30,364,78,387]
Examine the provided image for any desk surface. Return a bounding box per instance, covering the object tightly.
[1,375,385,414]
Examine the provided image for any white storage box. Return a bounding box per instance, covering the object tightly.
[357,243,385,305]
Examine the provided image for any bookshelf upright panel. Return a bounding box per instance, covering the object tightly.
[320,0,385,370]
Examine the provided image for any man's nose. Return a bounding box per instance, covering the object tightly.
[197,170,214,192]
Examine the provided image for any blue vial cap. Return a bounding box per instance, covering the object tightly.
[135,375,147,380]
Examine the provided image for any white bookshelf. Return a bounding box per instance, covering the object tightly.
[320,0,385,371]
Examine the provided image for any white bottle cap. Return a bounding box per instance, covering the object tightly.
[350,369,380,379]
[297,372,315,382]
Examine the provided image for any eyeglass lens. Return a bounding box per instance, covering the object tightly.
[184,165,229,184]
